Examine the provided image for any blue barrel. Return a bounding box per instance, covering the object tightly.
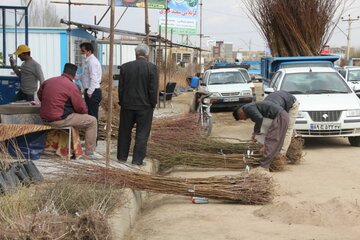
[190,76,199,88]
[0,76,20,104]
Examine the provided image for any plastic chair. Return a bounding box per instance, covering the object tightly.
[159,82,177,108]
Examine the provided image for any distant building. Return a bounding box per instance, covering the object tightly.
[224,43,233,60]
[233,50,265,61]
[329,46,346,59]
[212,41,233,61]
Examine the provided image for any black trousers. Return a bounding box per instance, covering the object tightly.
[85,88,102,121]
[85,88,102,142]
[13,90,34,102]
[117,107,154,164]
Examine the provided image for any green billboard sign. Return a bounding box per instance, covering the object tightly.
[114,0,167,9]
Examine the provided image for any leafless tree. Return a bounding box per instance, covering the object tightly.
[22,0,61,27]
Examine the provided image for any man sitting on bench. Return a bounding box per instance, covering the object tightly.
[37,63,101,160]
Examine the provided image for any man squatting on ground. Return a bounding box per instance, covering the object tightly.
[9,44,45,101]
[233,101,289,171]
[37,63,98,159]
[264,90,300,155]
[117,43,159,166]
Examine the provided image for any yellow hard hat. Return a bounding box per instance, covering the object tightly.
[13,44,30,56]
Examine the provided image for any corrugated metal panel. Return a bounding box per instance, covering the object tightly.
[29,32,62,79]
[99,43,136,66]
[121,45,137,64]
[1,29,94,79]
[0,31,62,79]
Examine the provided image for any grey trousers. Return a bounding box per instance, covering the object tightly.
[48,113,97,153]
[261,110,289,169]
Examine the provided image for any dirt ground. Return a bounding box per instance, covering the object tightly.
[128,112,360,240]
[125,87,360,240]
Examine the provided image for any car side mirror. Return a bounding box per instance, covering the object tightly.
[264,87,275,94]
[200,82,206,86]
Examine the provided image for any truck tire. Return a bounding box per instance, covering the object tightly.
[348,136,360,147]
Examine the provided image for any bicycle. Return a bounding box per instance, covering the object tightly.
[196,92,212,137]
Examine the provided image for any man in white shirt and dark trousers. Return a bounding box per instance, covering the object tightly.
[77,42,102,127]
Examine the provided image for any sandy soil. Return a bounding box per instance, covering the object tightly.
[125,88,360,240]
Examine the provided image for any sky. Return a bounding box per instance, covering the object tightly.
[3,0,360,51]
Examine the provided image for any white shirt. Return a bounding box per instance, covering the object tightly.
[80,54,102,95]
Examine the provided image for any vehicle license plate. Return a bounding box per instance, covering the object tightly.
[310,123,341,130]
[224,97,239,102]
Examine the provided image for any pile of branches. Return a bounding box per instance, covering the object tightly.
[70,164,275,205]
[149,114,289,171]
[242,0,344,56]
[0,211,110,240]
[286,137,304,164]
[0,180,122,239]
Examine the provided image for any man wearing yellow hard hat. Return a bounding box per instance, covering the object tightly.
[9,44,45,101]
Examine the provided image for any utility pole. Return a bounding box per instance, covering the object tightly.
[144,0,149,45]
[342,14,359,61]
[68,0,71,62]
[248,39,251,60]
[105,0,115,167]
[163,3,168,108]
[199,0,203,74]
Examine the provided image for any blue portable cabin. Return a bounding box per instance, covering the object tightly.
[0,11,95,104]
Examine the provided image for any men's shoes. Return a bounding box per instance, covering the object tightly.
[132,161,145,166]
[84,151,103,160]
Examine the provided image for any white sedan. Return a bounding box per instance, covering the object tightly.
[338,67,360,99]
[264,67,360,147]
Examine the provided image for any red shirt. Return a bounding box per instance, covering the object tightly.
[38,74,88,121]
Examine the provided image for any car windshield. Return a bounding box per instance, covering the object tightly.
[281,72,352,94]
[239,69,251,81]
[208,72,246,85]
[348,69,360,81]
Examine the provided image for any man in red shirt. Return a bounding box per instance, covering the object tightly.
[38,63,100,159]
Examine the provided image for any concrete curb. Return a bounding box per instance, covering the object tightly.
[108,93,193,239]
[108,159,159,239]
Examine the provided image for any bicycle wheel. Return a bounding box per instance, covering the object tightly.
[201,112,212,137]
[196,105,212,137]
